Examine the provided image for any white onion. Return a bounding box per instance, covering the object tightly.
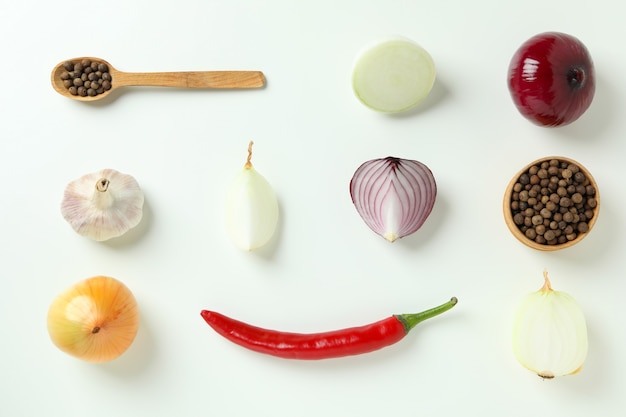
[352,36,436,113]
[512,270,588,379]
[350,157,437,242]
[225,142,279,251]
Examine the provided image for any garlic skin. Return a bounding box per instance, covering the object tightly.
[225,142,279,251]
[61,169,144,241]
[512,270,588,379]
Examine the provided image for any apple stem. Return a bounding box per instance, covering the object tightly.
[92,326,101,334]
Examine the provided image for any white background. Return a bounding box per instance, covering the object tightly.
[1,1,624,416]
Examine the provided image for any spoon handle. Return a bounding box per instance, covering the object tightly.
[114,70,265,89]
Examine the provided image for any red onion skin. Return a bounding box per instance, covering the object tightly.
[350,157,436,241]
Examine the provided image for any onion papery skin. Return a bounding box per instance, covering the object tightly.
[47,276,139,363]
[350,157,437,242]
[512,272,588,379]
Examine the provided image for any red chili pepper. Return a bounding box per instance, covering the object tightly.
[200,297,457,360]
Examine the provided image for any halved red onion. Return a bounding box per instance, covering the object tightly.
[350,157,437,242]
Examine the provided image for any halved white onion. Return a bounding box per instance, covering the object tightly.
[225,142,279,251]
[352,36,436,113]
[512,270,588,379]
[350,157,437,242]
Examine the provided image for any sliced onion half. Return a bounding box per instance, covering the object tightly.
[350,157,437,242]
[352,36,436,113]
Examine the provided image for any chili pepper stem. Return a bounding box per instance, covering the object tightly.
[395,297,458,334]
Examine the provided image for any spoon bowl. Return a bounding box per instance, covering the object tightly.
[51,57,266,102]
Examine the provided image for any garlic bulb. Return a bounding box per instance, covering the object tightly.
[512,270,588,379]
[225,142,279,251]
[61,169,144,241]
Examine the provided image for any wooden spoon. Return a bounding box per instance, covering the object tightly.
[51,57,266,102]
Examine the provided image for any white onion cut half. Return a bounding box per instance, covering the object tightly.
[350,157,437,242]
[512,271,588,379]
[225,143,279,251]
[352,36,436,113]
[225,166,279,251]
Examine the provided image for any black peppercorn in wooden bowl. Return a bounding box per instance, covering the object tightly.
[503,156,600,251]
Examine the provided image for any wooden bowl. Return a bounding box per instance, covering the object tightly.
[503,156,600,251]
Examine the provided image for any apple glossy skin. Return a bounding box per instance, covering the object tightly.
[508,32,595,127]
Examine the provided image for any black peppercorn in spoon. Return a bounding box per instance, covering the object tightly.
[51,57,266,102]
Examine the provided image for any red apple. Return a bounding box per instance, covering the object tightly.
[507,32,595,127]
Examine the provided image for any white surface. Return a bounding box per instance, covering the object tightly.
[1,1,624,416]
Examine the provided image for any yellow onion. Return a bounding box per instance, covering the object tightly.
[512,270,588,379]
[47,276,139,363]
[225,141,279,251]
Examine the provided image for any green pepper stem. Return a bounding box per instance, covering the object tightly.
[395,297,458,333]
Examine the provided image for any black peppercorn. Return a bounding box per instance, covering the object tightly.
[531,215,543,225]
[58,59,113,97]
[544,230,556,241]
[519,174,530,185]
[574,172,586,183]
[508,158,597,247]
[571,193,583,204]
[540,208,552,218]
[586,185,595,196]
